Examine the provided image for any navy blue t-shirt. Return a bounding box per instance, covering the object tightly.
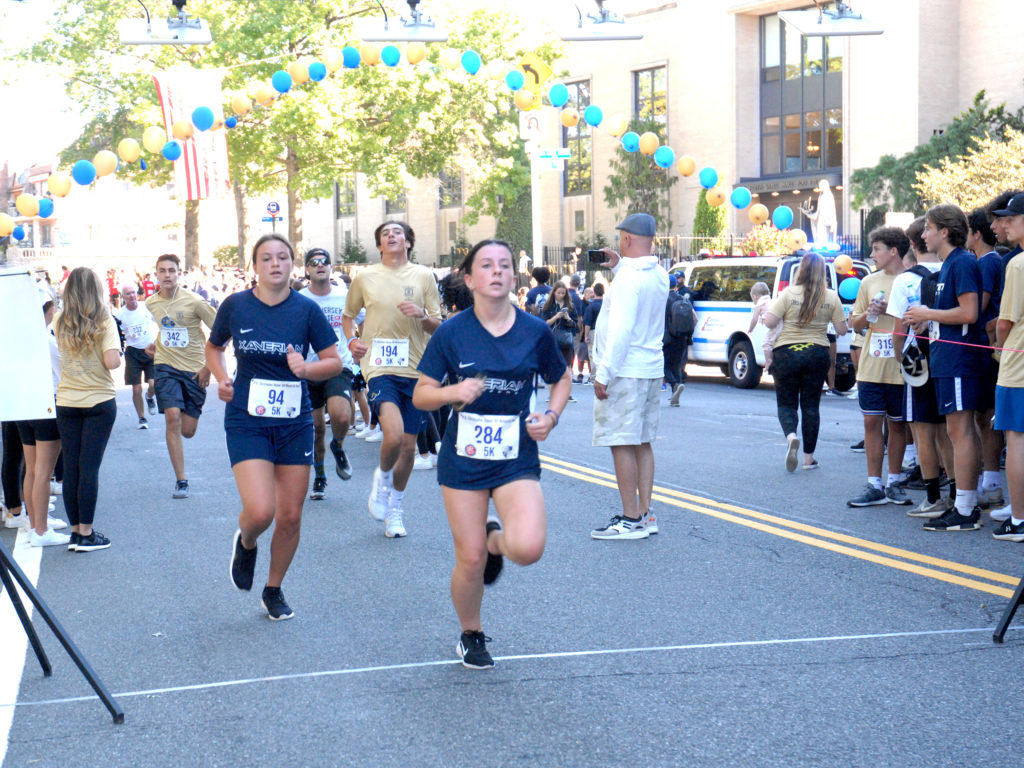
[978,250,1003,325]
[583,297,603,329]
[525,285,551,313]
[930,248,987,378]
[417,308,567,490]
[209,289,337,427]
[1001,245,1022,276]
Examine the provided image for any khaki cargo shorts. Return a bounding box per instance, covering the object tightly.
[592,376,662,447]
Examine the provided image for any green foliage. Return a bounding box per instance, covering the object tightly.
[741,224,791,257]
[692,189,726,238]
[863,204,888,236]
[494,186,533,256]
[851,91,1024,213]
[211,244,237,266]
[914,128,1024,211]
[573,231,609,252]
[602,118,678,231]
[342,240,367,264]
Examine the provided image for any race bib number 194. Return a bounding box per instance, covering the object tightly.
[371,337,409,368]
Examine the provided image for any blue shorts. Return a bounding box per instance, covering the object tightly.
[934,376,982,415]
[225,421,315,467]
[155,364,207,419]
[858,381,904,420]
[903,380,943,425]
[367,374,425,435]
[995,386,1024,433]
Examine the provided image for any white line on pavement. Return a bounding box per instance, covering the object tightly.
[0,529,41,763]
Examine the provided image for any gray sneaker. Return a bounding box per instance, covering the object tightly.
[846,484,887,507]
[591,515,649,540]
[906,497,952,518]
[669,383,685,407]
[885,484,913,505]
[979,487,1005,509]
[641,508,659,535]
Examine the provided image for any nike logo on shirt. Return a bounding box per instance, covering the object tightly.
[240,328,254,334]
[458,362,475,368]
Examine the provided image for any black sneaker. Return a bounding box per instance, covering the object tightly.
[849,440,865,453]
[138,417,149,430]
[173,479,189,499]
[923,506,982,532]
[261,586,294,621]
[330,439,351,480]
[67,532,81,552]
[146,396,157,415]
[483,520,503,586]
[900,465,924,489]
[457,630,494,669]
[230,530,257,591]
[76,530,111,552]
[992,518,1024,542]
[310,476,327,500]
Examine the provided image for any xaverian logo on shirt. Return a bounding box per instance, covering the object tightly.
[237,340,294,355]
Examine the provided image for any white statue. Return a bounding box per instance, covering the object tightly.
[799,179,838,245]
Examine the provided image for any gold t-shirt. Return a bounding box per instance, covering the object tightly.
[998,257,1024,388]
[343,262,441,381]
[769,286,845,348]
[54,314,119,408]
[146,288,217,373]
[853,270,904,386]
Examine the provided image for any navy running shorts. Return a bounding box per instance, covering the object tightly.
[934,376,982,415]
[124,346,155,386]
[155,364,207,419]
[903,379,944,425]
[225,421,315,467]
[367,374,425,435]
[858,381,904,420]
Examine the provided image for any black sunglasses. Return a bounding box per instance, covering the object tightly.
[306,256,330,267]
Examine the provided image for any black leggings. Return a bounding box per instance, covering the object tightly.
[772,343,830,455]
[56,399,117,527]
[1,421,24,509]
[558,343,574,371]
[416,411,441,455]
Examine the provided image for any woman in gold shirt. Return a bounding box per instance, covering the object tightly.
[54,268,121,552]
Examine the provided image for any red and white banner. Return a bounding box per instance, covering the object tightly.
[152,67,231,200]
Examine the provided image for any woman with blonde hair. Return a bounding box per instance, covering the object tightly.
[54,267,121,551]
[764,252,848,471]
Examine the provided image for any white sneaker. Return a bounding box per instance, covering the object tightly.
[590,515,649,540]
[50,480,62,496]
[980,487,1005,509]
[642,508,659,535]
[368,468,390,521]
[989,503,1013,522]
[413,454,433,471]
[364,427,383,443]
[385,506,407,538]
[355,425,375,439]
[47,516,67,530]
[4,510,29,529]
[30,528,72,547]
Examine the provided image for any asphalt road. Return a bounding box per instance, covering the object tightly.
[2,365,1022,767]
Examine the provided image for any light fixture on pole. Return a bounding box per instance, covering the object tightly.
[559,1,643,42]
[117,0,212,45]
[356,0,448,43]
[778,2,883,36]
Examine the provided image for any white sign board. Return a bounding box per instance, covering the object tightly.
[0,269,56,421]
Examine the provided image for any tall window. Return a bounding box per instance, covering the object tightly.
[336,175,355,218]
[760,12,843,176]
[438,168,462,208]
[562,81,592,196]
[385,192,407,215]
[633,67,667,125]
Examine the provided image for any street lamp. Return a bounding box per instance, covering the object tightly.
[357,0,449,43]
[558,1,643,41]
[117,0,212,45]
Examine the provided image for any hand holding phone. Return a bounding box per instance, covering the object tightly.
[588,249,607,265]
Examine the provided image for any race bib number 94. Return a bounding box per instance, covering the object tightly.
[160,327,188,349]
[371,337,409,368]
[456,412,520,461]
[248,378,301,418]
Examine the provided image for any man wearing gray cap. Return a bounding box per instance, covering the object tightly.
[590,213,669,540]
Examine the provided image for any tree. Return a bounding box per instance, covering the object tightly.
[494,186,532,256]
[603,118,678,231]
[851,90,1024,213]
[692,189,726,237]
[914,128,1024,211]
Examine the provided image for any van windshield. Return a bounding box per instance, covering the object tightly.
[687,264,777,302]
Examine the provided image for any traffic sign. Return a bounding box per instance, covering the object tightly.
[518,53,552,112]
[266,201,280,215]
[261,216,281,222]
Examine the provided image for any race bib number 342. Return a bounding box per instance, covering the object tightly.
[456,412,520,461]
[160,327,188,349]
[371,337,409,368]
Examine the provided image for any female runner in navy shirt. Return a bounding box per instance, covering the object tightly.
[206,233,341,620]
[414,239,572,669]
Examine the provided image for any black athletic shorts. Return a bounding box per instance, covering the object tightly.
[124,345,155,386]
[308,368,354,410]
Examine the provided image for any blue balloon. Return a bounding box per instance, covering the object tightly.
[583,105,603,127]
[342,46,361,69]
[271,70,292,94]
[140,159,148,171]
[224,116,238,129]
[380,46,401,68]
[772,205,794,230]
[730,186,752,209]
[838,276,862,301]
[191,106,215,131]
[698,167,719,189]
[38,198,54,218]
[505,70,524,91]
[308,61,328,80]
[548,83,569,108]
[654,145,676,168]
[72,160,97,186]
[461,50,481,75]
[162,140,183,162]
[621,132,640,153]
[12,226,25,241]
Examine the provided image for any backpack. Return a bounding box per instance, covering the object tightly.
[667,292,696,337]
[907,264,940,308]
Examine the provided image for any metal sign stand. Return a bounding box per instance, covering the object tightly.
[993,576,1024,643]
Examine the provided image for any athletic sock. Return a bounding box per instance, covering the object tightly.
[904,444,917,463]
[924,477,941,504]
[983,471,1002,491]
[379,467,394,487]
[886,473,901,488]
[314,462,326,479]
[868,476,883,491]
[389,489,404,509]
[954,489,976,516]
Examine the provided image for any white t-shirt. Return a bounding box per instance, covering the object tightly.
[887,262,940,352]
[299,283,355,369]
[115,305,158,349]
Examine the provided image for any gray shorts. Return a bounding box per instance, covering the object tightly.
[593,376,662,447]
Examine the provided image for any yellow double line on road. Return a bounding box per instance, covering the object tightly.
[540,456,1020,598]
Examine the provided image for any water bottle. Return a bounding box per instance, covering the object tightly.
[866,291,885,323]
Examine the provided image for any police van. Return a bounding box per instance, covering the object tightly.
[668,255,869,389]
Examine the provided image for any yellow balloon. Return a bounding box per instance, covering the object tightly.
[486,60,506,80]
[287,60,310,85]
[172,120,193,140]
[749,203,769,225]
[639,132,659,156]
[787,229,809,251]
[605,114,628,138]
[142,126,167,154]
[93,150,118,177]
[117,138,141,163]
[360,43,380,66]
[406,42,426,65]
[0,213,13,237]
[47,172,72,198]
[560,108,579,128]
[323,47,344,72]
[231,94,252,116]
[439,48,459,70]
[677,156,696,176]
[514,90,535,110]
[254,84,276,106]
[706,187,726,207]
[15,193,39,217]
[833,254,854,274]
